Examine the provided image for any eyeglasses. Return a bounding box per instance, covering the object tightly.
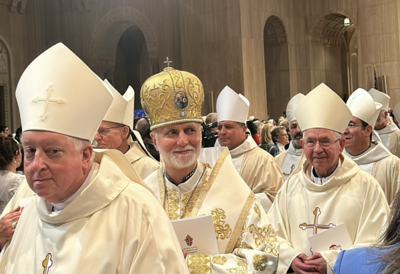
[96,126,123,136]
[347,123,363,129]
[304,139,340,148]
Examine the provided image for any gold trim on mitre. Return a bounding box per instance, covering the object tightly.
[140,67,204,130]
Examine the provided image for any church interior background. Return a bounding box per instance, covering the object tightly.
[1,0,399,132]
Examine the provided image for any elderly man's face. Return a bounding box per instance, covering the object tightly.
[94,121,127,150]
[217,121,247,150]
[151,122,201,170]
[301,129,345,177]
[22,131,92,203]
[289,121,302,148]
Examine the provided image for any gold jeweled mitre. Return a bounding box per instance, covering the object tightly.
[140,67,204,130]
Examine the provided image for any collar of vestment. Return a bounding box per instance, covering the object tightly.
[164,163,201,192]
[277,142,286,153]
[36,150,154,224]
[50,163,96,212]
[376,123,399,135]
[311,159,339,185]
[344,141,392,165]
[300,153,360,191]
[125,141,148,163]
[287,141,303,156]
[227,135,258,158]
[156,147,255,254]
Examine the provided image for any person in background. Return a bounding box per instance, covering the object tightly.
[0,126,10,137]
[0,135,23,213]
[269,126,289,157]
[135,117,160,161]
[259,122,274,152]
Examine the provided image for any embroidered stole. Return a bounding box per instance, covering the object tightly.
[157,148,254,254]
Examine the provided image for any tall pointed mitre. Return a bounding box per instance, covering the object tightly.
[346,88,382,127]
[368,88,390,111]
[102,79,134,128]
[140,67,204,130]
[16,43,114,141]
[216,86,250,124]
[286,93,305,123]
[393,101,400,123]
[294,83,352,133]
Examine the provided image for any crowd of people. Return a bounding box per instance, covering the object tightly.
[1,43,400,273]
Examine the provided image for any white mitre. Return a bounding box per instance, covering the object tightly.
[286,93,305,123]
[16,43,114,141]
[294,83,352,134]
[217,86,249,124]
[103,79,134,128]
[346,88,382,127]
[393,101,400,123]
[369,88,390,111]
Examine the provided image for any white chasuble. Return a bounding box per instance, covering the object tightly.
[275,142,305,179]
[125,141,159,180]
[267,154,389,274]
[0,155,188,274]
[344,141,400,204]
[145,148,280,274]
[216,137,284,202]
[372,123,400,157]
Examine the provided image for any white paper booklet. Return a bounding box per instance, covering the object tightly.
[308,223,352,252]
[171,215,219,255]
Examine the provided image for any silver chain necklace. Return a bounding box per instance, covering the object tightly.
[163,166,208,219]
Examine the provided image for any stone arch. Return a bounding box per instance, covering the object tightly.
[0,35,15,130]
[308,12,357,98]
[264,15,290,121]
[89,7,159,78]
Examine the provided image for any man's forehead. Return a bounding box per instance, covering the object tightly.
[100,120,120,128]
[22,130,68,144]
[218,120,239,126]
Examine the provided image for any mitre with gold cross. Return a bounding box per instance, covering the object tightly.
[16,42,114,141]
[140,64,204,130]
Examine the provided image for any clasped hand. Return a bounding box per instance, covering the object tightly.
[290,252,327,274]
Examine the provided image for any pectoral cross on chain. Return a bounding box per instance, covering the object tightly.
[32,85,65,121]
[164,57,172,67]
[42,253,53,274]
[299,207,335,235]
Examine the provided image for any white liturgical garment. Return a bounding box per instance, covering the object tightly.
[145,148,280,274]
[0,154,188,274]
[372,123,400,157]
[344,141,400,204]
[267,154,389,274]
[275,142,305,179]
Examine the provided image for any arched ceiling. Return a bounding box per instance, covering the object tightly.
[312,13,355,47]
[264,16,287,44]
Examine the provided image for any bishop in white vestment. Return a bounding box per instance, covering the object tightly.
[0,43,188,274]
[275,94,306,179]
[216,86,284,203]
[344,88,400,204]
[267,84,389,274]
[141,69,280,273]
[95,80,159,179]
[369,88,400,157]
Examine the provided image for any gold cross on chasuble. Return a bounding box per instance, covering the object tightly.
[299,207,335,235]
[42,253,53,274]
[32,85,65,120]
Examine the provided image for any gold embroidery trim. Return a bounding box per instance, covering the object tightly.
[246,224,278,256]
[189,148,230,217]
[212,255,227,265]
[253,254,269,271]
[211,208,232,240]
[225,191,255,253]
[187,254,212,274]
[254,203,261,219]
[227,259,248,274]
